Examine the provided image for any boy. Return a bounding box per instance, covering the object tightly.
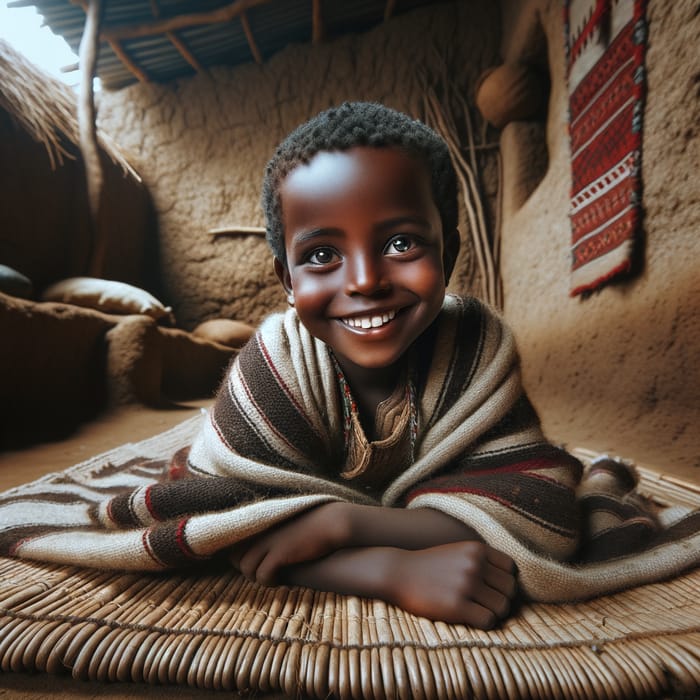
[5,103,696,630]
[188,102,582,628]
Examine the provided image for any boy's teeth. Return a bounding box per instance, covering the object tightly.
[344,310,396,328]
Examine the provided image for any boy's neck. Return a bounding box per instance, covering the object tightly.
[337,359,404,439]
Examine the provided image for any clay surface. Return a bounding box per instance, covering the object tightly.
[498,0,700,475]
[97,3,501,330]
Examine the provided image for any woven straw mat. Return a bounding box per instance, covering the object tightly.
[1,417,698,699]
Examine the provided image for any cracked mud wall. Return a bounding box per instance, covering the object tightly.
[96,2,501,330]
[498,0,700,475]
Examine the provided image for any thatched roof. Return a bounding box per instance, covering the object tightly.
[0,38,135,173]
[9,0,442,91]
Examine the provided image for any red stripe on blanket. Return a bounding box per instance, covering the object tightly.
[407,465,579,538]
[456,456,575,478]
[144,485,159,521]
[258,336,318,435]
[175,518,200,560]
[142,528,167,568]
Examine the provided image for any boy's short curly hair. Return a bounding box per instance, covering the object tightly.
[261,101,458,263]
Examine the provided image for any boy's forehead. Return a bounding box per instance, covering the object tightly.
[280,146,431,200]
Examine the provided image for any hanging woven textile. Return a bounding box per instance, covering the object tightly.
[565,0,648,296]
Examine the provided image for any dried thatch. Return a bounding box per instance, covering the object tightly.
[0,38,135,174]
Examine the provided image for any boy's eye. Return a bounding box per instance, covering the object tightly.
[307,247,338,265]
[386,236,414,254]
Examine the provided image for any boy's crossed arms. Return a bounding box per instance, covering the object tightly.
[231,501,516,629]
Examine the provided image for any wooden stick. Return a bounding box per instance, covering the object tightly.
[107,39,150,83]
[424,93,490,302]
[240,11,263,64]
[78,0,105,277]
[105,0,272,41]
[209,225,266,236]
[312,0,324,43]
[384,0,397,22]
[150,0,204,72]
[167,31,204,72]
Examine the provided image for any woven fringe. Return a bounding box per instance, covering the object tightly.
[1,555,698,698]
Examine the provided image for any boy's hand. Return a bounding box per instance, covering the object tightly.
[386,541,517,628]
[234,501,350,585]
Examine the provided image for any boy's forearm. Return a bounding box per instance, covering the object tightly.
[341,503,481,549]
[278,541,518,628]
[279,546,398,601]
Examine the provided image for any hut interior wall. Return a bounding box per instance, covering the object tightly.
[96,1,501,331]
[2,0,697,477]
[497,0,699,475]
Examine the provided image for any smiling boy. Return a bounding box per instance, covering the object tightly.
[5,103,691,630]
[202,102,582,629]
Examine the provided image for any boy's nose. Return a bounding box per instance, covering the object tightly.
[345,254,390,296]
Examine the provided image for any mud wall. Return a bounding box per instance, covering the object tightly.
[498,0,699,474]
[96,2,501,330]
[94,0,699,475]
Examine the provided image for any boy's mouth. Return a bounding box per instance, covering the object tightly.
[340,309,397,329]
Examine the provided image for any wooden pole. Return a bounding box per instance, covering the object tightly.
[78,0,106,277]
[107,39,150,83]
[150,0,204,73]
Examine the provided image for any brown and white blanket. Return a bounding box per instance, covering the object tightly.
[2,295,698,603]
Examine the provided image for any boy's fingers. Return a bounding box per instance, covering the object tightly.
[473,581,512,620]
[238,542,268,580]
[458,600,500,630]
[486,547,516,574]
[484,561,518,598]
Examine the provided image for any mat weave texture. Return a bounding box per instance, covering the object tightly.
[1,426,699,697]
[565,0,648,296]
[0,557,698,698]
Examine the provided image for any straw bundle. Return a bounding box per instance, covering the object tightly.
[0,38,135,174]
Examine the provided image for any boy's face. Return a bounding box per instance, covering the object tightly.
[275,146,455,376]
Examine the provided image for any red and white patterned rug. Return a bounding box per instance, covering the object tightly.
[565,0,648,296]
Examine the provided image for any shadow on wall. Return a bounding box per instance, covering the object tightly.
[0,114,165,305]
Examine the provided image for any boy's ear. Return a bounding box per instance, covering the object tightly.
[273,257,293,294]
[443,229,461,284]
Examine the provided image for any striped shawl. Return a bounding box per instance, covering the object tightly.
[2,295,699,603]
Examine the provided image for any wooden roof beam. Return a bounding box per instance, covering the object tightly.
[240,11,262,64]
[73,0,150,83]
[103,0,272,41]
[107,39,150,83]
[150,0,204,73]
[312,0,324,43]
[166,32,204,72]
